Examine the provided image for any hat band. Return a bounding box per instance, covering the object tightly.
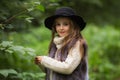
[55,11,75,16]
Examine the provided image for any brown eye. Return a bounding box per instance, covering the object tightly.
[63,23,69,26]
[55,23,61,27]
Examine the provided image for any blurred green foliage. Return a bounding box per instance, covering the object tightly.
[0,40,45,80]
[0,25,120,80]
[0,0,45,33]
[83,24,120,80]
[0,0,120,80]
[0,0,120,33]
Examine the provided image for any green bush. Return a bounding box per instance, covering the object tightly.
[83,24,120,80]
[0,25,120,80]
[0,69,45,80]
[0,41,45,80]
[0,41,35,71]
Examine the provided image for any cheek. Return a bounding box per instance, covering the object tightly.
[55,27,58,31]
[55,27,59,33]
[65,26,70,32]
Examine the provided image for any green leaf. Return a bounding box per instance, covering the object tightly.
[25,17,34,23]
[0,41,13,48]
[5,49,13,53]
[0,24,4,29]
[25,48,36,56]
[50,0,58,2]
[27,7,34,12]
[10,46,26,54]
[34,2,41,5]
[0,69,17,77]
[36,5,45,12]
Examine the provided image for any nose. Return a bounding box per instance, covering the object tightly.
[60,25,64,29]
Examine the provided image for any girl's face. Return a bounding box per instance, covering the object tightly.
[54,17,71,37]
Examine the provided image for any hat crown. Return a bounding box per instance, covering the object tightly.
[55,7,76,16]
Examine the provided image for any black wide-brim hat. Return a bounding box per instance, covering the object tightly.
[44,7,86,31]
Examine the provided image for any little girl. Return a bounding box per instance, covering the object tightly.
[35,7,88,80]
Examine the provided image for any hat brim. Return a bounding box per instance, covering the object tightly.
[44,15,86,31]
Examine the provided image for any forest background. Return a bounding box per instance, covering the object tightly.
[0,0,120,80]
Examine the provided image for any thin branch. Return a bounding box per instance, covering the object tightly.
[2,9,28,24]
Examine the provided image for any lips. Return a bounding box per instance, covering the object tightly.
[58,31,68,37]
[60,32,65,34]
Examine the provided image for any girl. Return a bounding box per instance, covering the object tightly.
[35,7,88,80]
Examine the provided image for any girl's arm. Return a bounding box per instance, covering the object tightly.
[40,40,83,74]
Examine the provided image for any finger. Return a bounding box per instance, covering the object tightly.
[34,60,39,64]
[34,59,41,64]
[35,56,41,60]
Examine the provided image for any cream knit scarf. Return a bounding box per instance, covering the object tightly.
[53,36,64,49]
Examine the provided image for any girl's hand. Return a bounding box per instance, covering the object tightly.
[34,56,42,65]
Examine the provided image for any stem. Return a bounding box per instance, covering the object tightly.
[2,9,28,24]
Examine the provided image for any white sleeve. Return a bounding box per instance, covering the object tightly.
[41,40,82,74]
